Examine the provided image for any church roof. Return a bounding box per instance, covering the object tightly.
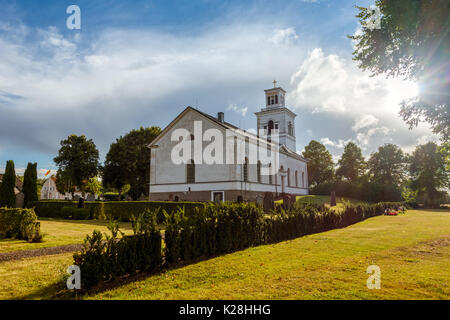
[148,106,307,162]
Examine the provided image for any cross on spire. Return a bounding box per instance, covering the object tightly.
[272,80,277,88]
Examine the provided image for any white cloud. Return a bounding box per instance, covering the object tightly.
[269,28,299,46]
[320,137,352,149]
[227,104,248,117]
[352,115,379,132]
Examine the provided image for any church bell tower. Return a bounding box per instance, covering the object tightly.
[255,81,297,150]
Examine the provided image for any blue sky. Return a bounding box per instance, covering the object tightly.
[0,0,437,176]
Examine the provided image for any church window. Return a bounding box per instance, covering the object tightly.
[288,122,293,136]
[287,168,290,186]
[275,95,278,104]
[302,172,305,187]
[268,120,274,135]
[190,134,195,140]
[243,157,249,182]
[274,123,278,130]
[187,159,195,183]
[257,161,262,183]
[269,163,272,184]
[267,96,271,105]
[295,170,298,187]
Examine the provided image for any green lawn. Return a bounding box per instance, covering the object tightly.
[0,208,448,300]
[0,219,133,253]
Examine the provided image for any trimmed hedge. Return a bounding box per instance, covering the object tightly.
[74,200,403,288]
[27,200,206,222]
[0,207,43,242]
[60,207,90,220]
[74,213,162,288]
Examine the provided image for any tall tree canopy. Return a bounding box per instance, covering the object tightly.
[0,160,17,208]
[350,0,450,140]
[336,142,366,183]
[103,126,161,199]
[302,140,335,187]
[23,162,38,206]
[53,134,100,195]
[368,143,407,186]
[409,142,448,206]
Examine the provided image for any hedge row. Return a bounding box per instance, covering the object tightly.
[74,213,162,288]
[0,207,43,242]
[27,200,206,222]
[75,201,404,288]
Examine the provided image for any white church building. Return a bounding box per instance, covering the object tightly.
[148,84,308,203]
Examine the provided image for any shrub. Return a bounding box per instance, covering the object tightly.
[60,207,91,220]
[74,213,162,288]
[28,200,205,222]
[0,160,16,208]
[0,207,43,242]
[23,163,38,207]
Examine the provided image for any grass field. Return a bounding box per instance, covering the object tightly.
[0,219,133,253]
[0,208,448,300]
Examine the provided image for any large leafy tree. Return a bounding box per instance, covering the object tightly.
[53,134,100,196]
[23,162,38,206]
[368,143,407,186]
[350,0,450,140]
[103,126,161,199]
[367,144,407,202]
[409,142,448,206]
[302,140,335,187]
[336,142,366,183]
[0,160,17,208]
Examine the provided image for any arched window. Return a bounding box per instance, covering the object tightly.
[269,163,272,184]
[268,120,274,135]
[267,96,271,105]
[287,168,290,186]
[257,161,262,183]
[187,159,195,183]
[243,157,249,182]
[275,95,278,104]
[302,172,305,187]
[295,170,298,187]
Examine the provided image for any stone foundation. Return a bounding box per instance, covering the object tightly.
[149,190,305,204]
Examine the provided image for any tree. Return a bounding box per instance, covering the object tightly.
[103,127,161,200]
[409,142,448,207]
[350,1,450,140]
[23,162,38,206]
[336,142,366,183]
[53,134,100,196]
[84,177,103,196]
[302,140,334,187]
[368,144,407,186]
[367,144,407,201]
[0,160,17,208]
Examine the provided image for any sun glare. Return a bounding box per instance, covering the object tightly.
[388,79,419,105]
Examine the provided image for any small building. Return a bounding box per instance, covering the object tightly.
[40,176,98,200]
[0,174,24,208]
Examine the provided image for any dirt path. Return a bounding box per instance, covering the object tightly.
[0,244,83,263]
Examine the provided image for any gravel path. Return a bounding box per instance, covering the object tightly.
[0,244,83,263]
